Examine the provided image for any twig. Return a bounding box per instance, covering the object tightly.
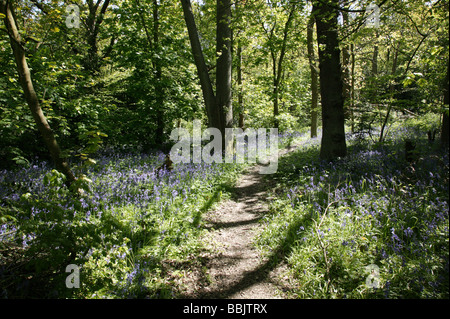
[312,198,341,292]
[313,219,331,291]
[317,199,339,229]
[313,192,348,293]
[0,230,15,238]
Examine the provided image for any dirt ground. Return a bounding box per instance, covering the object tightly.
[178,145,299,299]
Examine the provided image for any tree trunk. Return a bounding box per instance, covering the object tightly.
[379,42,399,143]
[372,44,378,76]
[350,42,355,133]
[237,42,244,129]
[1,0,76,186]
[216,0,232,133]
[341,10,351,127]
[272,52,279,128]
[153,0,164,145]
[307,14,318,138]
[181,0,217,128]
[441,60,449,147]
[135,0,165,146]
[85,0,111,74]
[271,6,295,129]
[313,0,347,160]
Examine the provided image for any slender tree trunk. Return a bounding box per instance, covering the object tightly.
[135,0,164,146]
[341,10,351,127]
[182,0,230,142]
[350,42,355,133]
[1,0,76,186]
[372,44,378,76]
[271,6,295,129]
[307,14,318,138]
[237,42,244,129]
[272,52,279,128]
[85,0,111,74]
[181,0,216,127]
[391,41,399,75]
[216,0,232,132]
[368,30,379,107]
[441,60,449,147]
[153,0,164,145]
[379,42,399,143]
[313,0,347,160]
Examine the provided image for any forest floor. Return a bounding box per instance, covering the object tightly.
[177,144,300,299]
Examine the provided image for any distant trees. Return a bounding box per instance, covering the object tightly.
[1,0,448,170]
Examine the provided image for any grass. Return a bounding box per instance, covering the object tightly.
[1,124,448,299]
[255,123,449,299]
[0,148,247,298]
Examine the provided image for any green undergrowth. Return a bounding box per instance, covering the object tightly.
[0,150,247,298]
[256,125,449,299]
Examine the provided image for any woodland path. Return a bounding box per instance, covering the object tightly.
[179,143,301,299]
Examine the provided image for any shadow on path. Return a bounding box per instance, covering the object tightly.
[180,143,311,299]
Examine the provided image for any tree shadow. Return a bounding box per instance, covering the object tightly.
[195,209,316,299]
[192,182,235,228]
[190,148,320,299]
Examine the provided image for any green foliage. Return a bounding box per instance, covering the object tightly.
[0,149,247,298]
[1,0,448,300]
[275,113,298,132]
[256,125,449,299]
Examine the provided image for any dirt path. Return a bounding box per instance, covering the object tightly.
[179,145,299,299]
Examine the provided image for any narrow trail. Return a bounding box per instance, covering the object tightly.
[179,144,300,299]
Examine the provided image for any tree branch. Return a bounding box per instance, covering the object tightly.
[30,0,49,14]
[315,0,389,13]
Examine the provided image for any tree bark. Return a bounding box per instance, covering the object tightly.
[350,42,356,133]
[237,41,244,129]
[271,5,295,129]
[307,14,318,138]
[371,43,378,76]
[181,0,217,128]
[153,0,164,145]
[135,0,164,146]
[1,0,76,186]
[341,9,351,127]
[313,0,347,160]
[85,0,111,74]
[379,41,399,143]
[441,60,449,147]
[216,0,232,131]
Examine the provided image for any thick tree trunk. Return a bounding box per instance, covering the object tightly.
[313,0,347,160]
[216,0,232,132]
[307,14,318,138]
[1,0,76,186]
